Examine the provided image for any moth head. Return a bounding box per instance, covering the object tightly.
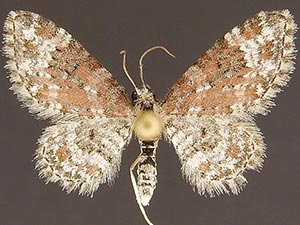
[120,46,175,107]
[131,85,156,108]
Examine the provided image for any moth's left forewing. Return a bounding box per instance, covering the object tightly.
[3,10,132,121]
[162,10,297,197]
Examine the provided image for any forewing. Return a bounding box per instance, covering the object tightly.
[3,10,131,121]
[163,10,297,116]
[164,114,265,196]
[36,117,132,195]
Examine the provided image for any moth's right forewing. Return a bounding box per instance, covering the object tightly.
[163,10,297,116]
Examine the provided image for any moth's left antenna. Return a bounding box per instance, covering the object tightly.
[120,50,138,91]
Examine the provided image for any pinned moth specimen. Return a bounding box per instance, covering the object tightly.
[3,10,297,225]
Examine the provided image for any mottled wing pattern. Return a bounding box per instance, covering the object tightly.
[3,11,134,195]
[163,10,297,116]
[164,114,264,196]
[3,10,131,121]
[36,117,132,195]
[163,10,297,196]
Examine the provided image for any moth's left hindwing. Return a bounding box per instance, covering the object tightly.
[163,10,297,197]
[36,118,132,195]
[3,10,133,195]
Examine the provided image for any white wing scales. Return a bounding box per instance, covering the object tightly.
[163,10,297,116]
[3,10,132,121]
[3,11,134,195]
[162,10,297,198]
[36,117,132,195]
[164,114,265,196]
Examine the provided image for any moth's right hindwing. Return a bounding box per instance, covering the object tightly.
[164,114,265,197]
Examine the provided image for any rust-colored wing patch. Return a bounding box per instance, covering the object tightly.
[3,10,132,120]
[163,10,297,116]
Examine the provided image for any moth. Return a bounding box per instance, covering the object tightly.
[3,10,297,225]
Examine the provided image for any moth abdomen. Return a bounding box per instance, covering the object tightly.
[137,154,157,206]
[136,140,158,206]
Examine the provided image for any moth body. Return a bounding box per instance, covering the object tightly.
[131,86,161,206]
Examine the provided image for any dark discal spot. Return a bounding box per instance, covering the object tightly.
[89,129,95,140]
[107,156,114,163]
[199,142,217,152]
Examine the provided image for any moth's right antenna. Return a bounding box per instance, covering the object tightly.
[120,50,138,91]
[139,46,176,87]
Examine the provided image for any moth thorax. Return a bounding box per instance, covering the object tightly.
[137,153,157,206]
[134,110,163,141]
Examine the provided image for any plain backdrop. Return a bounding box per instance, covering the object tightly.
[0,1,299,225]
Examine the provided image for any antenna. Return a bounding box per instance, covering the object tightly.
[138,46,176,87]
[120,50,138,91]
